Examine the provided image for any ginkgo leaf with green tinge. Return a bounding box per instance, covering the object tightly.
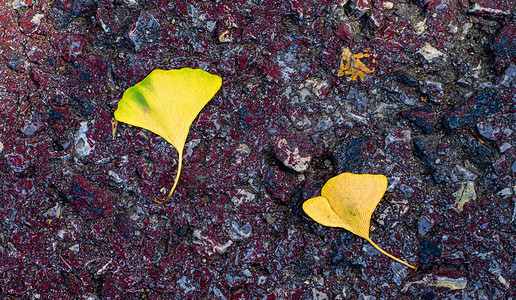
[303,172,417,269]
[114,68,222,204]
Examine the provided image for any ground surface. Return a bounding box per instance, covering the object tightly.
[1,0,515,299]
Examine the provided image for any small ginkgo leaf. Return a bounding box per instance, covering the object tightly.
[114,68,222,204]
[303,173,417,269]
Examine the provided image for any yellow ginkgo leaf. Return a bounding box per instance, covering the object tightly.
[114,68,222,204]
[303,173,417,269]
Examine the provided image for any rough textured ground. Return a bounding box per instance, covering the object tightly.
[1,0,515,299]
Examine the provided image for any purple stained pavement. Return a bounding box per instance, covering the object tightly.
[0,0,516,298]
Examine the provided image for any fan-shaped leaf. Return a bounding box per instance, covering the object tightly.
[303,173,416,269]
[114,68,222,203]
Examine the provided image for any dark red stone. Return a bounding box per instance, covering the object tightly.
[443,91,501,130]
[401,105,437,133]
[66,175,114,220]
[335,22,353,41]
[51,33,86,62]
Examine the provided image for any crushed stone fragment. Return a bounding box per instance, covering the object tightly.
[274,138,311,172]
[500,142,511,153]
[177,276,196,294]
[497,64,516,88]
[468,3,511,18]
[417,43,445,62]
[21,122,42,136]
[312,288,329,300]
[10,0,31,10]
[418,216,434,236]
[402,275,467,292]
[75,122,93,157]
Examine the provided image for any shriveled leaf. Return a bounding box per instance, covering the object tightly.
[337,48,375,81]
[114,68,222,203]
[303,172,416,269]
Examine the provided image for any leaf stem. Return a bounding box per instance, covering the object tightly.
[366,238,417,270]
[155,152,183,204]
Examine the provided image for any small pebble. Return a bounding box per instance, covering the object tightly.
[417,43,445,62]
[382,1,394,9]
[500,142,511,153]
[418,216,434,236]
[312,288,329,300]
[20,123,42,136]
